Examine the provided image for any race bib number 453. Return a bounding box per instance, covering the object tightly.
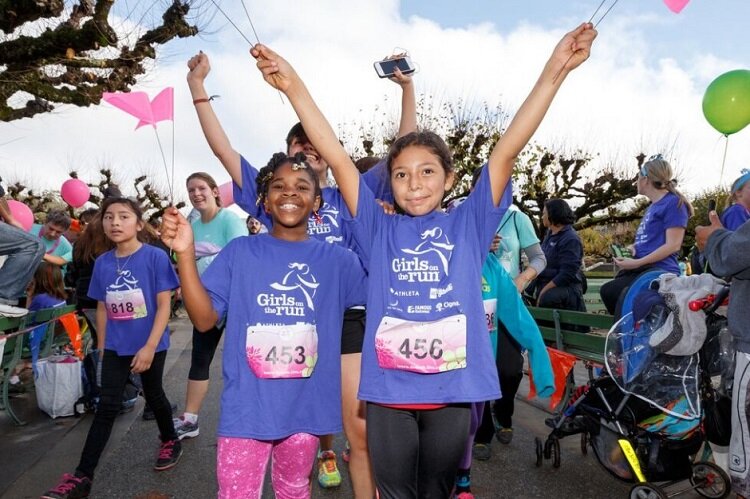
[375,314,467,374]
[245,324,318,379]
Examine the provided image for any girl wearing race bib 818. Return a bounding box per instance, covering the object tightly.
[42,197,181,499]
[160,153,367,499]
[253,22,597,498]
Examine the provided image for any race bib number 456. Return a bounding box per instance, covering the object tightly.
[245,324,318,379]
[375,314,467,374]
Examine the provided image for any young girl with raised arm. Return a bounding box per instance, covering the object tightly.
[185,49,416,496]
[160,153,366,498]
[251,22,596,498]
[42,197,180,499]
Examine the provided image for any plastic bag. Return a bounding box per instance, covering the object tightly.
[35,355,84,418]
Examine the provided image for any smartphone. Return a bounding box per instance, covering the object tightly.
[373,57,415,79]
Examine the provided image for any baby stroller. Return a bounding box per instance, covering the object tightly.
[536,271,733,499]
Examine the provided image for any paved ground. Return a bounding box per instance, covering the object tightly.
[1,316,722,498]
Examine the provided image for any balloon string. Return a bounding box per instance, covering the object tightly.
[153,127,173,205]
[171,109,175,207]
[552,0,620,84]
[208,0,284,104]
[719,134,729,186]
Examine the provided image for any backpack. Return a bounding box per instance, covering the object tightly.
[76,351,143,415]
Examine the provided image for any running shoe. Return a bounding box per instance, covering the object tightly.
[41,473,92,499]
[0,302,28,317]
[472,443,491,461]
[455,492,475,499]
[496,427,514,444]
[317,450,342,488]
[154,439,182,471]
[173,416,200,440]
[342,441,351,463]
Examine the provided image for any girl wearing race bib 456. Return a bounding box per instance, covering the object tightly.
[160,152,367,498]
[252,22,597,498]
[43,197,181,499]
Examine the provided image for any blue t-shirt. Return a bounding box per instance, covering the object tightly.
[200,234,367,440]
[720,204,750,232]
[345,166,509,404]
[88,244,179,355]
[191,208,247,275]
[29,293,66,311]
[633,192,689,274]
[233,155,391,246]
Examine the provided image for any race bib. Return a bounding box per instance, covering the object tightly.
[483,299,497,334]
[245,323,318,379]
[375,314,467,374]
[105,289,147,320]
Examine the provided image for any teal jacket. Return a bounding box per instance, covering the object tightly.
[482,254,554,398]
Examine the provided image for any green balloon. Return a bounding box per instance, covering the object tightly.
[702,69,750,135]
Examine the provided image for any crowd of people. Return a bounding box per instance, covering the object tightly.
[0,16,747,499]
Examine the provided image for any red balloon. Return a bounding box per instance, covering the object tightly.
[7,200,34,231]
[218,181,234,207]
[60,178,90,208]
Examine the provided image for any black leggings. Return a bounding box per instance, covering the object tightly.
[599,268,654,317]
[188,324,224,381]
[76,349,175,479]
[367,402,470,499]
[475,326,524,443]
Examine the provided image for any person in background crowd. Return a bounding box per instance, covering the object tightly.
[0,179,45,317]
[599,156,692,316]
[30,210,74,272]
[721,169,750,231]
[246,215,267,235]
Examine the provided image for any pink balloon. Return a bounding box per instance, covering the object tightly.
[7,200,33,231]
[218,182,234,207]
[663,0,689,13]
[61,178,90,208]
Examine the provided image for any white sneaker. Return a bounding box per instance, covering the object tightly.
[0,303,28,317]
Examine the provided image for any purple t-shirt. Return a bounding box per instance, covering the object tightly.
[29,293,66,311]
[720,204,750,232]
[88,244,179,355]
[345,166,510,404]
[233,155,391,247]
[633,192,689,274]
[201,234,367,439]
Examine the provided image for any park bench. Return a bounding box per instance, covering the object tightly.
[1,304,79,425]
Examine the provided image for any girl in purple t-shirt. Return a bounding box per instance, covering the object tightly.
[161,153,366,499]
[253,23,597,498]
[721,169,750,231]
[43,197,181,499]
[600,157,693,316]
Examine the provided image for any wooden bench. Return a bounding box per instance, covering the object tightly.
[1,304,78,425]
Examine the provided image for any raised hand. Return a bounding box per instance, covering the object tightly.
[550,23,597,75]
[251,44,298,93]
[160,207,194,255]
[187,51,211,84]
[384,53,413,87]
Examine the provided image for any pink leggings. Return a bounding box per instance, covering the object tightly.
[216,433,319,499]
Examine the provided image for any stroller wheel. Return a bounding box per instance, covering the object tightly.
[629,483,668,499]
[580,432,588,456]
[551,437,561,468]
[690,462,731,498]
[534,437,543,467]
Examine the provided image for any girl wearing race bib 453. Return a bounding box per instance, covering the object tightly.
[252,22,597,498]
[160,153,367,498]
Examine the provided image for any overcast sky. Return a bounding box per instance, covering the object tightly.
[2,0,748,214]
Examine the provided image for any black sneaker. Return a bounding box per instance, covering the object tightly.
[154,439,182,471]
[41,473,92,499]
[495,427,514,444]
[472,443,491,461]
